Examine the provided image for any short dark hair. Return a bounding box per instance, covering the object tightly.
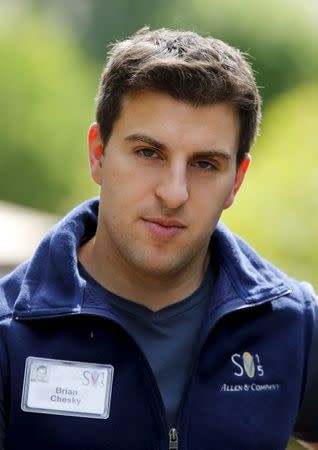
[96,27,261,164]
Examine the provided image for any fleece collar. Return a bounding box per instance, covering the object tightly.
[11,198,291,318]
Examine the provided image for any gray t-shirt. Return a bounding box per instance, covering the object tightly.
[80,263,214,428]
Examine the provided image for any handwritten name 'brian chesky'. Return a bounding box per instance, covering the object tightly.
[50,387,81,406]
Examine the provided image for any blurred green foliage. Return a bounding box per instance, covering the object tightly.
[0,3,317,448]
[29,0,318,104]
[223,83,318,289]
[0,17,98,213]
[172,0,318,104]
[1,0,318,219]
[288,438,303,450]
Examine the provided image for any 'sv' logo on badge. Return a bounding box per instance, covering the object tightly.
[91,370,100,386]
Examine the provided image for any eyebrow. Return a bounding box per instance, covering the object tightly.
[125,133,166,150]
[124,133,232,160]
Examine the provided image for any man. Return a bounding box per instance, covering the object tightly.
[0,27,317,449]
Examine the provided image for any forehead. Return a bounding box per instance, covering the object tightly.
[112,90,240,156]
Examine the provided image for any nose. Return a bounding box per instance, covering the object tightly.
[155,165,189,209]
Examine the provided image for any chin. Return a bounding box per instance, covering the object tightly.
[132,253,191,279]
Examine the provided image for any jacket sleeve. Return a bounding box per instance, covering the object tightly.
[293,289,318,443]
[0,321,8,450]
[0,366,5,449]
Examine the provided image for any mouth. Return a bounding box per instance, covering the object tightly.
[141,217,186,240]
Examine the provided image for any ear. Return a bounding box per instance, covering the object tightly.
[223,154,251,209]
[88,123,104,186]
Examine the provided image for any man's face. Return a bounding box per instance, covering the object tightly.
[89,90,248,278]
[36,366,47,381]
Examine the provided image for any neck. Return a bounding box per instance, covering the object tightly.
[78,232,210,312]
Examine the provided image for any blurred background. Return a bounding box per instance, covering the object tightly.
[0,1,317,447]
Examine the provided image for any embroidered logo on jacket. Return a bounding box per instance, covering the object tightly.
[231,352,264,378]
[219,351,280,393]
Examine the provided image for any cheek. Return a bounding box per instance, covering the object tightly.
[191,199,221,234]
[103,164,154,210]
[195,176,235,210]
[214,172,238,202]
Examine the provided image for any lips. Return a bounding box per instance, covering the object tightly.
[142,217,186,240]
[144,217,186,228]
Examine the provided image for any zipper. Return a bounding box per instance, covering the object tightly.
[15,289,292,450]
[169,289,292,449]
[169,428,178,450]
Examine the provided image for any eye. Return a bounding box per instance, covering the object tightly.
[192,160,217,171]
[136,148,159,159]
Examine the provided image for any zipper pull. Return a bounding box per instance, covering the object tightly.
[169,428,178,450]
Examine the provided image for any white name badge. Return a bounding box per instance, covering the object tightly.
[21,357,114,419]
